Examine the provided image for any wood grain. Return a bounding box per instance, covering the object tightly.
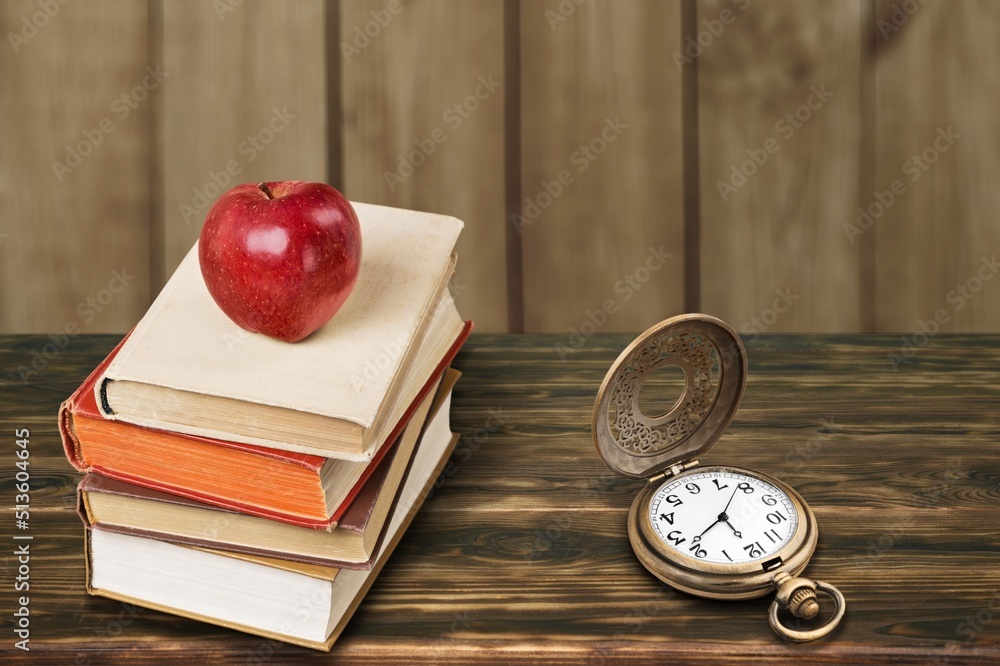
[160,0,327,285]
[697,0,861,333]
[519,0,685,334]
[872,0,1000,332]
[0,0,151,333]
[1,332,999,663]
[340,0,508,332]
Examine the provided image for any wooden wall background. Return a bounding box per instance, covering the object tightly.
[1,0,998,335]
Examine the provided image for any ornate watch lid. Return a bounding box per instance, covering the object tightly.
[592,313,748,479]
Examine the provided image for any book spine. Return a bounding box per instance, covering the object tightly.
[59,402,87,472]
[59,332,132,470]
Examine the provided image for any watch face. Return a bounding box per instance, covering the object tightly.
[648,469,798,565]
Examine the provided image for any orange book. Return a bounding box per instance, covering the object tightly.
[60,323,471,530]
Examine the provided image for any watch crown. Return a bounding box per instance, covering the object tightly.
[768,577,847,642]
[789,588,820,620]
[772,572,821,619]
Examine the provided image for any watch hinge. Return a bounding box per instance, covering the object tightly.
[648,460,700,484]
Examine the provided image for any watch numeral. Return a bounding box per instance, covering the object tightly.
[664,494,683,507]
[685,482,700,494]
[712,478,729,491]
[721,549,733,562]
[666,530,686,546]
[762,494,777,506]
[743,542,764,558]
[688,543,707,558]
[763,528,782,544]
[737,482,755,494]
[766,510,788,524]
[658,512,675,525]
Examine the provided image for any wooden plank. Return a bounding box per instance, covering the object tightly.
[0,0,150,333]
[503,0,524,332]
[519,0,685,334]
[697,0,861,333]
[160,0,327,285]
[873,0,1000,332]
[2,332,1000,663]
[340,0,508,332]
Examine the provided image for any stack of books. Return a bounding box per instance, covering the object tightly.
[59,203,471,650]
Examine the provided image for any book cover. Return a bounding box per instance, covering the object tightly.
[84,421,462,650]
[96,202,464,458]
[78,371,458,568]
[60,322,471,528]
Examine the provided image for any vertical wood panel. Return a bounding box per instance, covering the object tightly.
[340,0,508,332]
[5,1,1000,336]
[0,0,150,333]
[520,0,685,334]
[698,0,861,333]
[503,0,524,332]
[874,0,1000,332]
[161,0,327,282]
[859,0,877,333]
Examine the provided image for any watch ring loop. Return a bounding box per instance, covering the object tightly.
[768,581,846,643]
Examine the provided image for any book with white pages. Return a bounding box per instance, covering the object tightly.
[85,382,461,651]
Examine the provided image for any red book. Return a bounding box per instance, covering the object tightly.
[76,367,460,568]
[60,322,471,530]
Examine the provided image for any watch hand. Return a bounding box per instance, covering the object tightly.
[724,520,742,539]
[697,518,721,539]
[721,486,740,515]
[695,507,734,542]
[693,486,742,544]
[694,487,743,543]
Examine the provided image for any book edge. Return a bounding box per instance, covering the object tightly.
[82,432,461,652]
[79,371,458,568]
[98,237,460,431]
[70,322,470,530]
[59,333,134,472]
[322,432,461,648]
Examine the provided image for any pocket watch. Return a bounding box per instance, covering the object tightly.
[592,314,845,642]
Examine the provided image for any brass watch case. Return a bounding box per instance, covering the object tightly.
[593,314,819,598]
[593,314,845,640]
[627,464,819,600]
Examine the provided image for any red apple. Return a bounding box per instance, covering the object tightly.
[199,181,362,343]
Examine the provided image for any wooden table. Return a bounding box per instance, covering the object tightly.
[1,333,999,664]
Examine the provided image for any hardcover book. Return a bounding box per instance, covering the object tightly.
[60,325,470,529]
[85,417,462,650]
[95,202,465,460]
[78,371,458,568]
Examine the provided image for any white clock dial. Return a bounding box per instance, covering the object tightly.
[648,469,798,565]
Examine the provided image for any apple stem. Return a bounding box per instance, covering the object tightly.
[258,182,276,200]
